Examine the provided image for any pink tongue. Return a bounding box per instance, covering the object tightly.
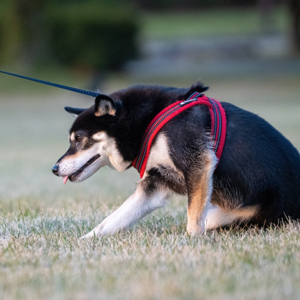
[63,176,69,185]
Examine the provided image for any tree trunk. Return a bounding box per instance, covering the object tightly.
[12,0,47,66]
[288,0,300,54]
[258,0,275,34]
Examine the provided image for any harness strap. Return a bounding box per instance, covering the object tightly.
[132,93,227,178]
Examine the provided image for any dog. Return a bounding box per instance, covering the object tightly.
[52,82,300,238]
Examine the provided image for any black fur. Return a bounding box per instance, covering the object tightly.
[61,82,300,226]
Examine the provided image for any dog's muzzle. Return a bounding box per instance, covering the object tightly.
[51,154,101,183]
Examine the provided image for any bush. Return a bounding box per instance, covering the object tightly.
[136,0,258,10]
[47,2,139,71]
[0,1,139,72]
[0,6,4,63]
[0,1,19,65]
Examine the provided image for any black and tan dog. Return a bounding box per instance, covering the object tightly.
[52,83,300,238]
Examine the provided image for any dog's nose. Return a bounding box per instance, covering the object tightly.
[52,164,59,176]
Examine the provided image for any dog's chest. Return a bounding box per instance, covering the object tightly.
[145,133,186,194]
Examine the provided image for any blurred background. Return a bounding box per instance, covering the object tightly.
[0,0,299,203]
[0,0,299,87]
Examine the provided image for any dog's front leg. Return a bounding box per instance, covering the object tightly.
[81,182,170,238]
[186,150,217,236]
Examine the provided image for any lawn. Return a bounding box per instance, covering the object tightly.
[141,6,289,39]
[0,73,300,300]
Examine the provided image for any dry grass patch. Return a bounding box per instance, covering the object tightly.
[1,202,300,300]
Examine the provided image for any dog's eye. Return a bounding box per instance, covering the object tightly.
[75,135,83,143]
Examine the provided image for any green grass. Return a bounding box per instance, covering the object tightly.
[141,6,289,39]
[0,75,300,299]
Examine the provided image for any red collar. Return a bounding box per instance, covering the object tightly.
[132,93,227,178]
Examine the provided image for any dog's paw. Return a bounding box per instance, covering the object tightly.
[186,222,205,236]
[80,217,121,238]
[80,231,97,239]
[80,222,107,239]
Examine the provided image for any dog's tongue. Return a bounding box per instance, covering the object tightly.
[63,176,68,184]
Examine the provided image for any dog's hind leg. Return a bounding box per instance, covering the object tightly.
[81,183,170,238]
[186,150,217,236]
[204,205,259,230]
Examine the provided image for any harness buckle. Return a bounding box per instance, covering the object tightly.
[180,93,203,106]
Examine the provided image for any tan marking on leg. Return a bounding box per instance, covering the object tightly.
[187,151,217,235]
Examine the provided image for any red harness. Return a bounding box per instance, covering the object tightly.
[132,92,227,178]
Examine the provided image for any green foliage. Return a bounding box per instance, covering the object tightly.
[46,2,139,71]
[0,2,18,64]
[0,5,3,63]
[0,1,139,72]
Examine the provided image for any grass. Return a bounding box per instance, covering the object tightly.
[1,215,300,300]
[141,6,289,39]
[0,75,300,299]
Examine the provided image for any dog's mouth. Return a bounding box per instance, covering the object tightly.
[64,154,101,183]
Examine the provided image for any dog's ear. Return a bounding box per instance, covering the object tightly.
[64,107,86,118]
[94,94,118,117]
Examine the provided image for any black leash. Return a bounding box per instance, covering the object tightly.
[0,70,100,98]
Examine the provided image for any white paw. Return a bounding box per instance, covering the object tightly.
[186,222,205,236]
[80,230,97,239]
[80,222,107,239]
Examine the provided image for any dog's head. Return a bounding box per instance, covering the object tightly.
[52,94,131,183]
